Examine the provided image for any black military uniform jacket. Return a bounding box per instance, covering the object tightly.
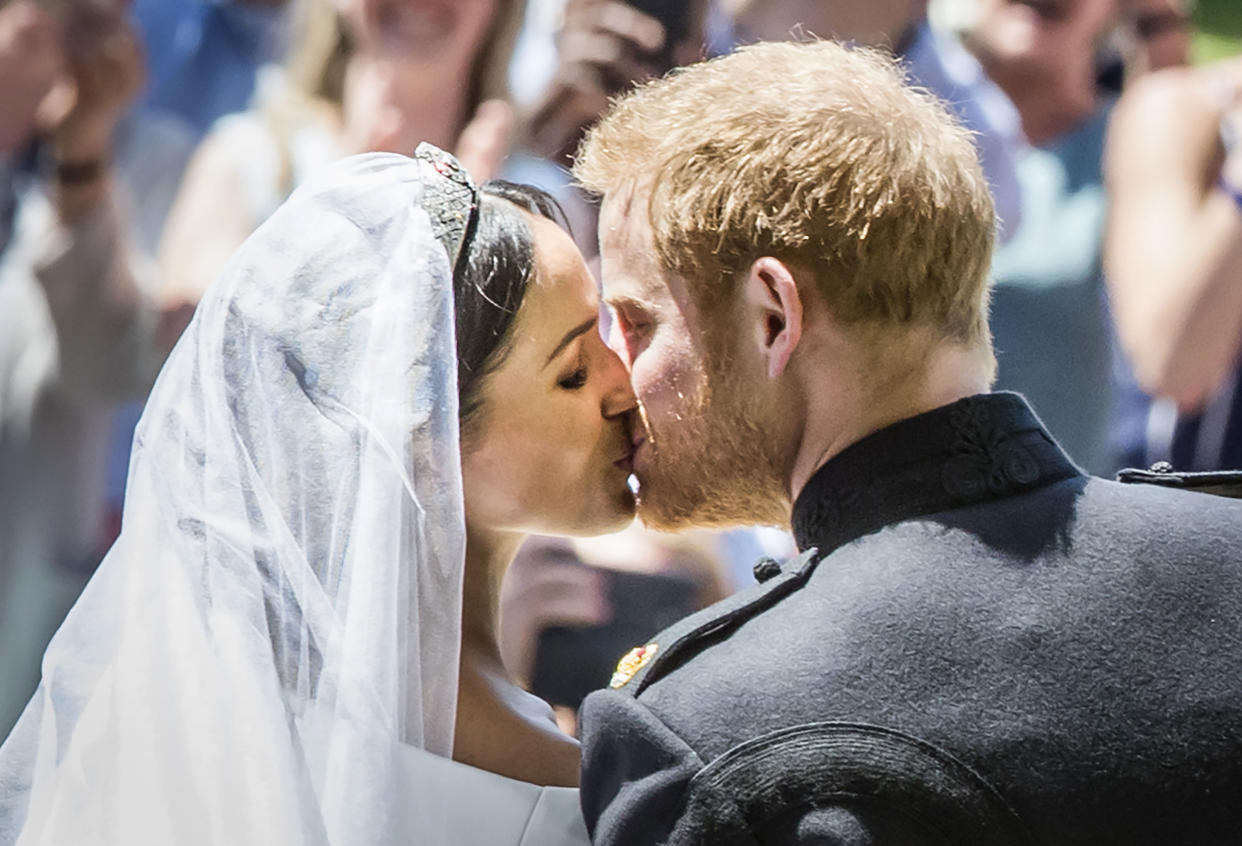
[579,393,1242,845]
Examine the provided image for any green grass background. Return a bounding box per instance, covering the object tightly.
[1194,0,1242,62]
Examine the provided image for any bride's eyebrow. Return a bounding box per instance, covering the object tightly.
[544,317,597,367]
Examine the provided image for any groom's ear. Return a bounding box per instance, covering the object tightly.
[742,257,804,381]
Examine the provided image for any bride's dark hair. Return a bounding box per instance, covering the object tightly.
[454,180,570,434]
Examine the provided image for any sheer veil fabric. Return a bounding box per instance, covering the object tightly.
[0,153,471,844]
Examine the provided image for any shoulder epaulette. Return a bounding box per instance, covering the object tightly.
[608,547,822,697]
[1117,463,1242,499]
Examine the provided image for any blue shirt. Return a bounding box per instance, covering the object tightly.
[1115,364,1242,472]
[903,21,1024,242]
[131,0,289,137]
[989,105,1115,475]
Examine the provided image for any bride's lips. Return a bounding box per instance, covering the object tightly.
[613,447,634,474]
[613,437,647,474]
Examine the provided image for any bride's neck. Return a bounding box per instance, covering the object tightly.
[460,526,523,665]
[455,526,582,787]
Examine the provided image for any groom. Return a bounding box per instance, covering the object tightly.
[575,40,1242,845]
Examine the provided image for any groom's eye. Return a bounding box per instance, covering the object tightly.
[612,305,649,338]
[612,306,653,359]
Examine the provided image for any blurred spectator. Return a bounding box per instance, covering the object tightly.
[725,0,1024,241]
[158,0,524,306]
[131,0,292,137]
[0,0,61,257]
[963,0,1122,475]
[1105,54,1242,469]
[1118,0,1195,76]
[966,0,1117,146]
[0,0,189,736]
[498,525,731,736]
[728,0,924,49]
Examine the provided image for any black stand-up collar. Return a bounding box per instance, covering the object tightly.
[791,393,1081,555]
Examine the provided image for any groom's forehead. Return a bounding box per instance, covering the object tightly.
[597,182,707,326]
[599,191,637,246]
[599,191,665,296]
[600,179,659,245]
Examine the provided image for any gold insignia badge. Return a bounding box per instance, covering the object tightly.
[609,643,659,689]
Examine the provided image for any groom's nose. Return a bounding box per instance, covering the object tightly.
[599,303,633,369]
[600,340,638,420]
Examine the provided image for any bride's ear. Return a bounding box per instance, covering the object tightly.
[742,257,804,381]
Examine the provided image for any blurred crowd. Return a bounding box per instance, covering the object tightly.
[2,0,1241,737]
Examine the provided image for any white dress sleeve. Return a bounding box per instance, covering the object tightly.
[393,743,590,846]
[521,787,591,846]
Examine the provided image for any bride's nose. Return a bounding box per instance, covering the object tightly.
[599,340,637,419]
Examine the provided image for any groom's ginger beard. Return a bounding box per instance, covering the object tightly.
[632,336,791,531]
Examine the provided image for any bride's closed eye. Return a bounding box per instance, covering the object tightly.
[558,362,588,391]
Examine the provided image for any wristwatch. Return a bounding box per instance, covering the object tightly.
[52,158,108,185]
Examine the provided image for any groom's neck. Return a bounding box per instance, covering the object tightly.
[787,339,993,502]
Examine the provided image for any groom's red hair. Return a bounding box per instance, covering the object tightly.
[574,39,997,357]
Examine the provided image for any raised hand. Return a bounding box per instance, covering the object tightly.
[454,99,515,184]
[521,0,667,163]
[0,1,64,154]
[31,1,145,221]
[498,538,611,690]
[40,2,146,163]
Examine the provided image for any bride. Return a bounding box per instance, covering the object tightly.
[0,145,640,844]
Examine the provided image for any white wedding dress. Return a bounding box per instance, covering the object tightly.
[0,149,589,845]
[391,745,588,845]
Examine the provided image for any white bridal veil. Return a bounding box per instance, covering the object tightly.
[0,150,474,844]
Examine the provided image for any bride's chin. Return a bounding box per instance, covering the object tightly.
[606,486,639,527]
[530,473,638,539]
[576,483,638,538]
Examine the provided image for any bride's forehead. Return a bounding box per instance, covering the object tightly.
[525,215,596,301]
